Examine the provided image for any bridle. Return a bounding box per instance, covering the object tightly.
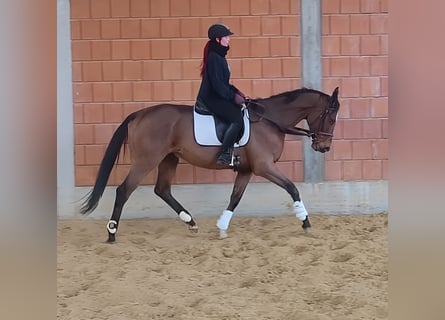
[245,98,337,140]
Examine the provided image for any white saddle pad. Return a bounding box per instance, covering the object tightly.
[193,109,250,147]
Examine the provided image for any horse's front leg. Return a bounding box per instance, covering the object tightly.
[255,163,311,231]
[216,171,252,239]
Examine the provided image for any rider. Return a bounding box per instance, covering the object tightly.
[196,23,246,165]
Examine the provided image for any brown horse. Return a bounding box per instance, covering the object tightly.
[80,87,340,242]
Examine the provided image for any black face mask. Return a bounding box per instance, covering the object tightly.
[208,39,230,57]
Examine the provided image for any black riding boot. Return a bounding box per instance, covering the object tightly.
[216,123,241,165]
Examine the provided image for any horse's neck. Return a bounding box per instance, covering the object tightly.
[262,95,314,128]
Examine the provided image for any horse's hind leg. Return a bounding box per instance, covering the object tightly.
[107,164,150,242]
[154,153,198,232]
[216,171,252,239]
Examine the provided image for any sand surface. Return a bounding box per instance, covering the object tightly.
[57,213,387,320]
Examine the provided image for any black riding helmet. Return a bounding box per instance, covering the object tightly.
[208,24,234,39]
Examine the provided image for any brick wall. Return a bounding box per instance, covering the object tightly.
[70,0,388,186]
[322,0,388,180]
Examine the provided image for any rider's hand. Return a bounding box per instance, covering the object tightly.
[234,93,245,105]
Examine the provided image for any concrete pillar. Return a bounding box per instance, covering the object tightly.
[300,0,324,183]
[57,0,76,215]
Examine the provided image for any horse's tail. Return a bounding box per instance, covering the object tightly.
[80,112,137,215]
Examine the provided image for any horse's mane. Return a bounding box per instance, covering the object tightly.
[266,87,328,103]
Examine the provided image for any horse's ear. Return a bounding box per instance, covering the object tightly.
[332,87,339,100]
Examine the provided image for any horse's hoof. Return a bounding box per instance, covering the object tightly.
[107,233,116,243]
[219,229,228,239]
[188,225,199,233]
[302,217,311,230]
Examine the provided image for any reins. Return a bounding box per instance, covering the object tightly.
[245,99,332,139]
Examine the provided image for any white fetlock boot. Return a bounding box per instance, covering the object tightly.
[216,210,233,239]
[294,200,308,221]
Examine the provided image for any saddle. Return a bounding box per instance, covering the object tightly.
[193,100,250,147]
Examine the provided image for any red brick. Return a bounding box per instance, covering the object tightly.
[111,0,130,17]
[210,0,230,16]
[229,38,250,58]
[380,76,388,96]
[350,98,370,118]
[230,0,250,15]
[75,124,94,144]
[330,15,350,34]
[360,35,380,55]
[251,0,270,15]
[281,140,303,161]
[71,40,91,61]
[272,79,293,95]
[94,124,115,144]
[82,62,101,82]
[228,59,242,78]
[290,0,300,14]
[281,16,299,35]
[91,0,110,18]
[190,0,209,16]
[381,118,388,138]
[250,38,270,57]
[151,39,171,59]
[123,61,142,80]
[343,160,362,180]
[132,82,152,101]
[262,59,282,78]
[121,19,141,39]
[276,162,294,181]
[337,101,350,119]
[323,36,341,56]
[160,19,181,38]
[214,169,236,183]
[330,57,350,76]
[360,0,380,13]
[91,41,111,60]
[195,167,215,184]
[170,39,191,59]
[152,82,173,101]
[180,19,201,37]
[370,97,388,117]
[141,19,161,38]
[102,61,122,81]
[173,81,193,100]
[73,104,84,123]
[130,0,150,17]
[370,14,387,34]
[242,59,262,78]
[103,103,124,123]
[350,56,370,76]
[341,0,360,13]
[362,160,382,179]
[352,140,371,159]
[72,62,82,82]
[162,60,182,80]
[282,58,300,77]
[150,0,170,16]
[83,104,104,123]
[322,0,340,13]
[325,160,342,180]
[71,0,90,18]
[171,0,190,16]
[340,35,360,55]
[340,77,360,98]
[332,139,352,159]
[75,145,85,165]
[270,38,290,57]
[382,159,388,179]
[362,118,382,138]
[380,0,388,13]
[175,163,194,184]
[131,40,151,59]
[240,17,261,36]
[71,21,81,40]
[81,20,101,39]
[332,118,344,139]
[113,82,133,101]
[371,139,388,159]
[350,15,370,34]
[271,0,290,14]
[322,16,330,35]
[360,77,380,97]
[190,38,207,58]
[84,145,106,165]
[343,119,362,139]
[101,19,121,39]
[260,16,281,36]
[289,36,301,56]
[251,79,272,98]
[370,56,388,76]
[76,166,97,186]
[73,83,93,103]
[92,83,113,102]
[182,59,201,79]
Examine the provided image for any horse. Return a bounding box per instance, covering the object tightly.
[80,87,340,242]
